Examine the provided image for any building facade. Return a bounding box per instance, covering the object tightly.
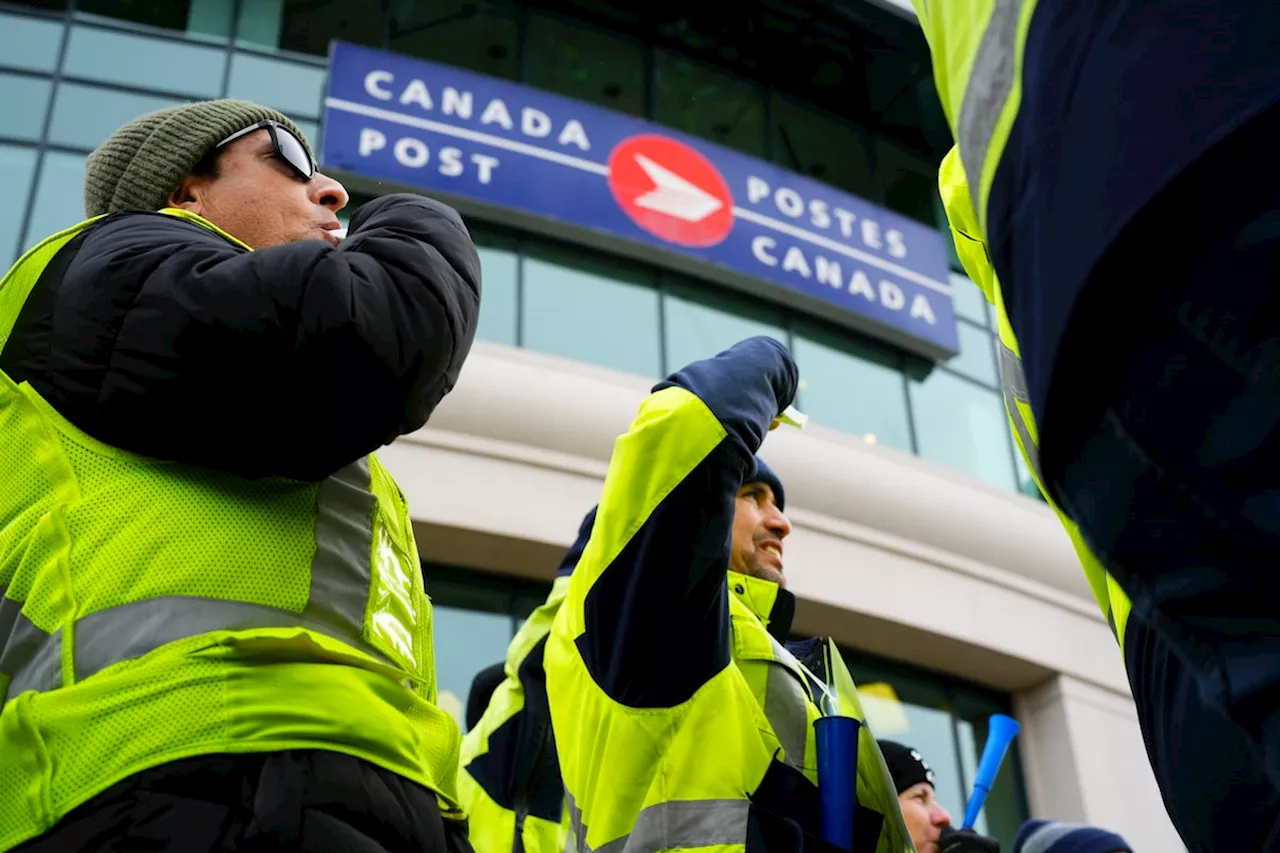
[0,0,1182,848]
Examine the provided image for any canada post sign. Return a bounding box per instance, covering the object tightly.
[322,42,959,355]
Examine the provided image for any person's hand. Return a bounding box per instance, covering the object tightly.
[938,827,1000,853]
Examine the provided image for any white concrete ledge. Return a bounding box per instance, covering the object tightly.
[388,341,1129,695]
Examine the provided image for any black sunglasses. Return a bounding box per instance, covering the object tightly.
[216,119,316,181]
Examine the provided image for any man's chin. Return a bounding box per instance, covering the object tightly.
[756,565,786,588]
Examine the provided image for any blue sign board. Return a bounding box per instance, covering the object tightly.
[322,41,959,356]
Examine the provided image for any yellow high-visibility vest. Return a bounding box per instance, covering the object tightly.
[0,211,464,850]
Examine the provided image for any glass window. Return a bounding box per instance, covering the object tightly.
[0,74,52,142]
[249,0,385,57]
[772,95,873,198]
[875,137,940,225]
[0,145,39,270]
[524,14,646,117]
[843,654,1031,849]
[791,323,912,451]
[49,83,185,150]
[235,0,282,49]
[76,0,231,38]
[654,50,765,158]
[226,53,327,119]
[521,244,661,379]
[844,655,969,827]
[907,366,1018,490]
[24,151,85,250]
[949,271,988,328]
[662,281,786,375]
[389,0,519,82]
[1012,439,1044,501]
[756,7,864,124]
[432,604,514,731]
[184,0,234,41]
[473,231,518,346]
[0,12,64,73]
[63,25,225,98]
[864,47,927,134]
[7,0,67,9]
[424,565,529,733]
[944,321,999,388]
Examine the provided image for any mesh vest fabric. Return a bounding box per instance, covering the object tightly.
[0,213,463,850]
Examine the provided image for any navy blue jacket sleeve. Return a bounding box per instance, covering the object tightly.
[2,193,479,481]
[578,336,798,707]
[558,506,597,578]
[653,335,798,458]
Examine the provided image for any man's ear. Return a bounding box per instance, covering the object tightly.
[167,173,208,213]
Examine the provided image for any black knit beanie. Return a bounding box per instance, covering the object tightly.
[84,99,314,218]
[878,740,937,794]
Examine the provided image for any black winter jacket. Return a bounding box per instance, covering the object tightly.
[0,194,481,481]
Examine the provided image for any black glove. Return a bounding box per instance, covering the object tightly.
[938,826,1000,853]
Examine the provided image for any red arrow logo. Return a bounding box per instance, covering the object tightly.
[607,134,735,248]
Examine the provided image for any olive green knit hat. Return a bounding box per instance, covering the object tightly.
[84,99,315,218]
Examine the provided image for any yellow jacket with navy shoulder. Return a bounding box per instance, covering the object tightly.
[0,201,480,850]
[915,0,1280,469]
[935,147,1132,651]
[915,0,1280,432]
[910,0,1134,650]
[730,572,911,853]
[545,336,912,853]
[459,508,597,853]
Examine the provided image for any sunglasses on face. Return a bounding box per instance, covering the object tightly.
[215,119,316,181]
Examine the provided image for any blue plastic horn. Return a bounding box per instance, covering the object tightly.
[961,714,1021,830]
[815,716,861,851]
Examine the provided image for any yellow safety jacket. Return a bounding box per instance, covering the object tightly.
[0,212,464,850]
[545,348,912,853]
[460,572,574,853]
[910,0,1135,652]
[728,573,910,853]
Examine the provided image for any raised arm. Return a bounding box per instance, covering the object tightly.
[563,336,798,708]
[0,193,479,481]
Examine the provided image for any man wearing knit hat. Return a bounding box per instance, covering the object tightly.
[1012,821,1132,853]
[546,338,914,853]
[0,100,480,852]
[878,740,1001,853]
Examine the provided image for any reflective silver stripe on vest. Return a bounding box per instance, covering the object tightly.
[0,588,23,668]
[1,458,384,703]
[0,613,59,697]
[956,0,1026,205]
[0,587,62,697]
[566,793,584,853]
[566,793,749,853]
[763,636,813,772]
[999,341,1043,481]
